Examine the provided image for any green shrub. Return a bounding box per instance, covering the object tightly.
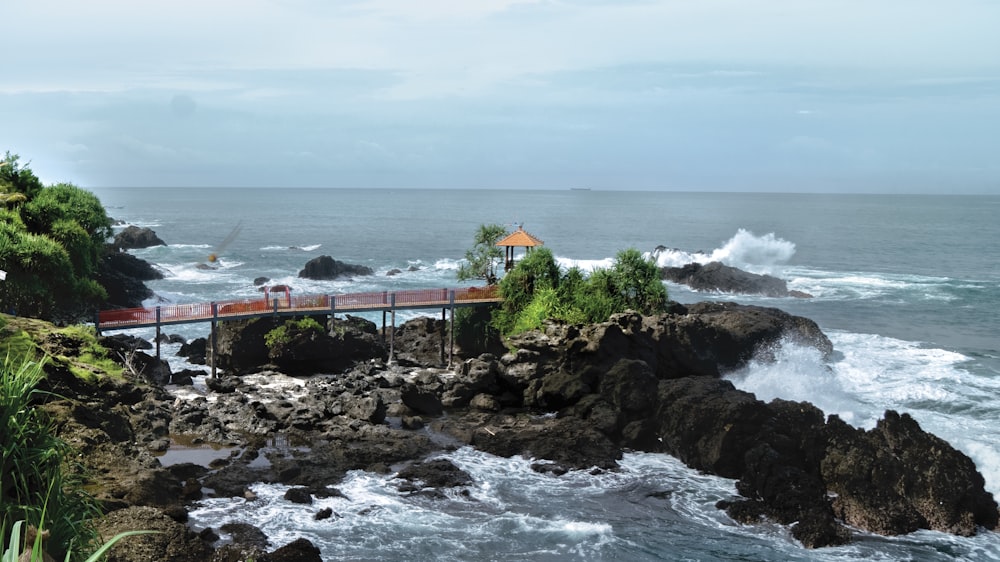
[492,246,667,337]
[264,317,326,350]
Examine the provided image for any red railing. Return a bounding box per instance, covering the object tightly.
[97,286,501,330]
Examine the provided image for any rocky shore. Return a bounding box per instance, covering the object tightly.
[35,297,997,560]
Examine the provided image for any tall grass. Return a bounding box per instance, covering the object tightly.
[0,355,100,561]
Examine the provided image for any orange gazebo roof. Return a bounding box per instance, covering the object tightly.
[496,225,544,248]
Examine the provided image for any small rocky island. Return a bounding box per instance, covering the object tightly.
[31,294,997,559]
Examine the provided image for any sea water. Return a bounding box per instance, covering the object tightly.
[92,187,1000,561]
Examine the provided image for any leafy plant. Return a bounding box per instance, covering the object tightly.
[0,356,100,561]
[489,244,668,337]
[2,519,156,562]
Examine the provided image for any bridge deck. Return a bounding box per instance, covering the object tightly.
[97,285,501,332]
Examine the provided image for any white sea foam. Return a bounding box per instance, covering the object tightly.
[188,447,649,559]
[556,256,615,272]
[259,244,322,251]
[432,258,462,271]
[708,229,796,270]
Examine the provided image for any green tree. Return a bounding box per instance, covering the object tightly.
[21,183,112,278]
[0,156,114,320]
[457,223,507,285]
[0,153,44,201]
[608,248,667,315]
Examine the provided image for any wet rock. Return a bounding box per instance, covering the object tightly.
[401,383,443,416]
[220,522,269,550]
[114,225,167,250]
[268,538,323,562]
[177,337,207,365]
[661,261,798,298]
[283,487,313,504]
[171,369,202,386]
[298,255,374,280]
[395,458,473,492]
[821,411,999,537]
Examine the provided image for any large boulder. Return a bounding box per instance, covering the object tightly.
[661,261,796,298]
[114,225,167,250]
[298,255,373,280]
[95,506,213,562]
[821,411,999,537]
[211,315,386,375]
[96,250,162,308]
[392,316,447,367]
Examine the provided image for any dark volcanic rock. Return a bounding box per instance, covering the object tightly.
[298,255,374,280]
[821,411,999,537]
[97,250,162,308]
[500,305,832,393]
[211,315,386,375]
[661,261,799,298]
[392,316,448,367]
[114,225,167,250]
[178,337,207,364]
[401,383,444,415]
[395,458,473,493]
[95,506,213,562]
[268,538,323,562]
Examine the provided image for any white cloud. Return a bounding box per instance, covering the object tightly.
[2,0,998,192]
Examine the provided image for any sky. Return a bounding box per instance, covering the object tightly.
[2,0,999,193]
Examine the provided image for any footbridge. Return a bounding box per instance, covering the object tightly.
[96,285,501,373]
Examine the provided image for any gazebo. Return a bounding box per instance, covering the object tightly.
[496,224,544,272]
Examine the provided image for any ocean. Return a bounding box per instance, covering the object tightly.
[92,187,1000,561]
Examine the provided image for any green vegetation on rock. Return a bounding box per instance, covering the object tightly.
[264,317,326,351]
[458,225,668,338]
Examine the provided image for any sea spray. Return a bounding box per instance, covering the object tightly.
[646,229,796,273]
[708,229,796,271]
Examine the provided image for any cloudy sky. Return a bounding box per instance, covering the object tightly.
[2,0,998,193]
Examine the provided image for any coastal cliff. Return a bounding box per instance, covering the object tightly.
[14,298,996,559]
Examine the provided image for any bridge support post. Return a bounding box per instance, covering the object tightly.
[389,293,396,365]
[449,290,456,368]
[155,306,162,360]
[440,307,446,366]
[210,302,218,379]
